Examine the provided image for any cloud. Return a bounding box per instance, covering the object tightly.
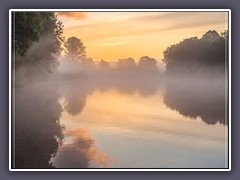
[57,12,86,20]
[63,12,226,42]
[146,19,226,33]
[131,12,226,22]
[52,128,115,168]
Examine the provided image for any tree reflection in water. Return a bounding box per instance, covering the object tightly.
[58,77,161,117]
[163,77,227,125]
[13,74,227,168]
[14,82,64,168]
[59,80,93,117]
[59,75,227,126]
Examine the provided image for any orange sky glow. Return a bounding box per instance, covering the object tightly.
[57,11,228,62]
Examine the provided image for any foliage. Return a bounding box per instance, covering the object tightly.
[98,60,110,70]
[138,56,159,73]
[39,12,65,55]
[116,58,137,70]
[14,12,44,56]
[80,57,96,71]
[14,12,64,75]
[163,30,228,76]
[14,12,64,56]
[64,37,86,61]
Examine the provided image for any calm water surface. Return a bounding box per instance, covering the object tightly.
[53,79,227,168]
[14,78,228,168]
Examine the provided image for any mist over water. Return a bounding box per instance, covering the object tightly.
[11,21,230,169]
[13,55,228,168]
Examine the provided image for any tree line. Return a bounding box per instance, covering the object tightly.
[13,12,228,77]
[62,36,160,74]
[163,30,228,76]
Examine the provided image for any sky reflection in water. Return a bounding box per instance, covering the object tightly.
[51,82,228,168]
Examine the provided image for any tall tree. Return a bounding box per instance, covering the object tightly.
[40,12,65,56]
[13,12,64,54]
[14,12,65,82]
[163,30,228,76]
[13,12,64,57]
[13,12,44,56]
[201,30,221,42]
[64,37,86,61]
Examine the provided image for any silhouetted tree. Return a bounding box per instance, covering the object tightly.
[116,58,137,70]
[14,12,64,84]
[98,60,110,71]
[221,30,228,40]
[163,30,228,76]
[202,30,221,42]
[80,57,96,71]
[40,12,64,56]
[13,12,44,56]
[64,37,86,61]
[13,12,64,57]
[138,56,159,73]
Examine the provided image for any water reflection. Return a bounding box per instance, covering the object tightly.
[56,84,227,168]
[59,80,93,116]
[61,84,88,116]
[58,76,227,125]
[52,128,114,168]
[163,77,227,125]
[58,77,161,117]
[14,82,63,168]
[13,76,227,168]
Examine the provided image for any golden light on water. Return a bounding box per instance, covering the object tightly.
[58,89,227,152]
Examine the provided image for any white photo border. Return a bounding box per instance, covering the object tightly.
[9,9,231,171]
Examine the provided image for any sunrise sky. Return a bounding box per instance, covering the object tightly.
[57,11,228,62]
